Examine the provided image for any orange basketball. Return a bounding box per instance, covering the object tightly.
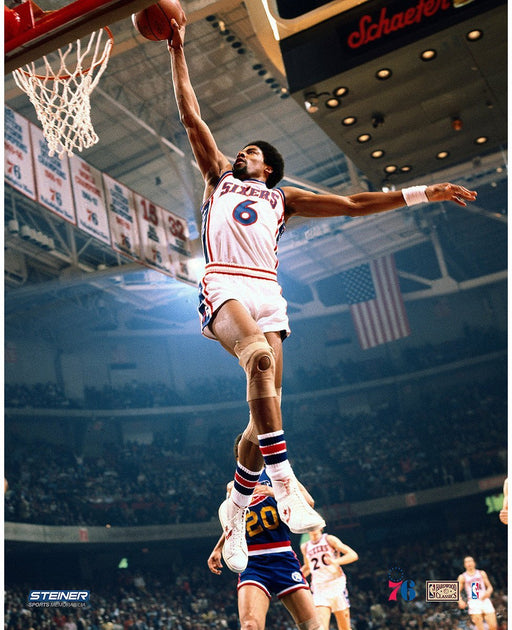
[132,0,186,41]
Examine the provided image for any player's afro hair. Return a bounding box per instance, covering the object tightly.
[247,140,284,189]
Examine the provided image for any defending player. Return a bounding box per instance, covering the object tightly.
[301,528,358,630]
[457,555,497,630]
[166,20,477,574]
[208,434,322,630]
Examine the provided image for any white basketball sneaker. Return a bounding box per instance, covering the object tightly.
[274,475,326,534]
[218,499,249,573]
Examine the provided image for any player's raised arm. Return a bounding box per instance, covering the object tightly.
[283,182,477,220]
[167,20,230,189]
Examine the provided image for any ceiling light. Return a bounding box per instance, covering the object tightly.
[371,149,385,159]
[436,151,449,159]
[333,86,348,97]
[420,49,437,61]
[372,112,385,128]
[304,92,320,113]
[376,68,392,80]
[466,29,483,41]
[384,165,398,173]
[357,133,371,143]
[342,116,357,126]
[325,97,340,109]
[303,91,332,113]
[474,136,488,144]
[400,165,412,173]
[451,117,463,131]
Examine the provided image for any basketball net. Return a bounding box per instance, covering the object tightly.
[13,27,113,159]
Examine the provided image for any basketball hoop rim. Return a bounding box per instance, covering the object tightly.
[15,26,114,81]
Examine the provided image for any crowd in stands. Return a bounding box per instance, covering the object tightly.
[289,379,506,506]
[5,326,505,410]
[4,375,506,527]
[4,437,229,527]
[4,527,507,629]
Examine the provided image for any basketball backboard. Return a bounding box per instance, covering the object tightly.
[5,0,156,73]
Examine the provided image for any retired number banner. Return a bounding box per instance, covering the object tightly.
[4,106,37,200]
[134,193,173,276]
[103,174,140,261]
[31,125,75,223]
[69,154,111,245]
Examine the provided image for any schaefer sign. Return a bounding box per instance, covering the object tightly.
[280,0,504,93]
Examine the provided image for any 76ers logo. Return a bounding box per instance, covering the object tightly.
[233,200,258,226]
[388,567,417,601]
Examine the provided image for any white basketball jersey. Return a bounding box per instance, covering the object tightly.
[201,171,286,277]
[305,533,344,587]
[463,570,486,600]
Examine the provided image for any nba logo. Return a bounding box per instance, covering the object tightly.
[471,582,480,599]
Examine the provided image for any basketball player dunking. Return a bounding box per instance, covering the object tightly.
[166,18,477,574]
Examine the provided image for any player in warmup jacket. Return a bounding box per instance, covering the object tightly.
[301,528,358,630]
[457,555,497,630]
[208,435,321,630]
[166,18,477,574]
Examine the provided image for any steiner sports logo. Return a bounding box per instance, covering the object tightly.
[426,581,459,602]
[29,591,90,603]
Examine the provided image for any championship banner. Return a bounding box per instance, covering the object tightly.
[162,209,195,283]
[103,174,141,261]
[69,155,111,246]
[4,106,37,200]
[30,124,76,223]
[133,193,173,276]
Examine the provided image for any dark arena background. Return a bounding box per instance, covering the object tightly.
[4,0,507,628]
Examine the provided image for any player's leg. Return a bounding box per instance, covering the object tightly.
[280,589,322,630]
[333,609,351,630]
[483,611,498,630]
[211,299,277,571]
[237,329,284,470]
[312,606,332,630]
[213,299,324,523]
[238,584,270,630]
[469,614,485,630]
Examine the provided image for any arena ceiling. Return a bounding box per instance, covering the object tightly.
[3,0,507,342]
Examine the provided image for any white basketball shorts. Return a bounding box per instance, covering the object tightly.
[198,264,290,340]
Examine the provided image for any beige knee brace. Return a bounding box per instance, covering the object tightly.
[242,386,282,445]
[234,334,277,402]
[297,619,322,630]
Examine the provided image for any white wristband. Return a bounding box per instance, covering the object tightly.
[402,185,428,206]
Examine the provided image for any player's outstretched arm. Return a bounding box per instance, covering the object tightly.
[283,182,477,220]
[167,20,229,187]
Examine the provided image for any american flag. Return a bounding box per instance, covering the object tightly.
[342,254,410,350]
